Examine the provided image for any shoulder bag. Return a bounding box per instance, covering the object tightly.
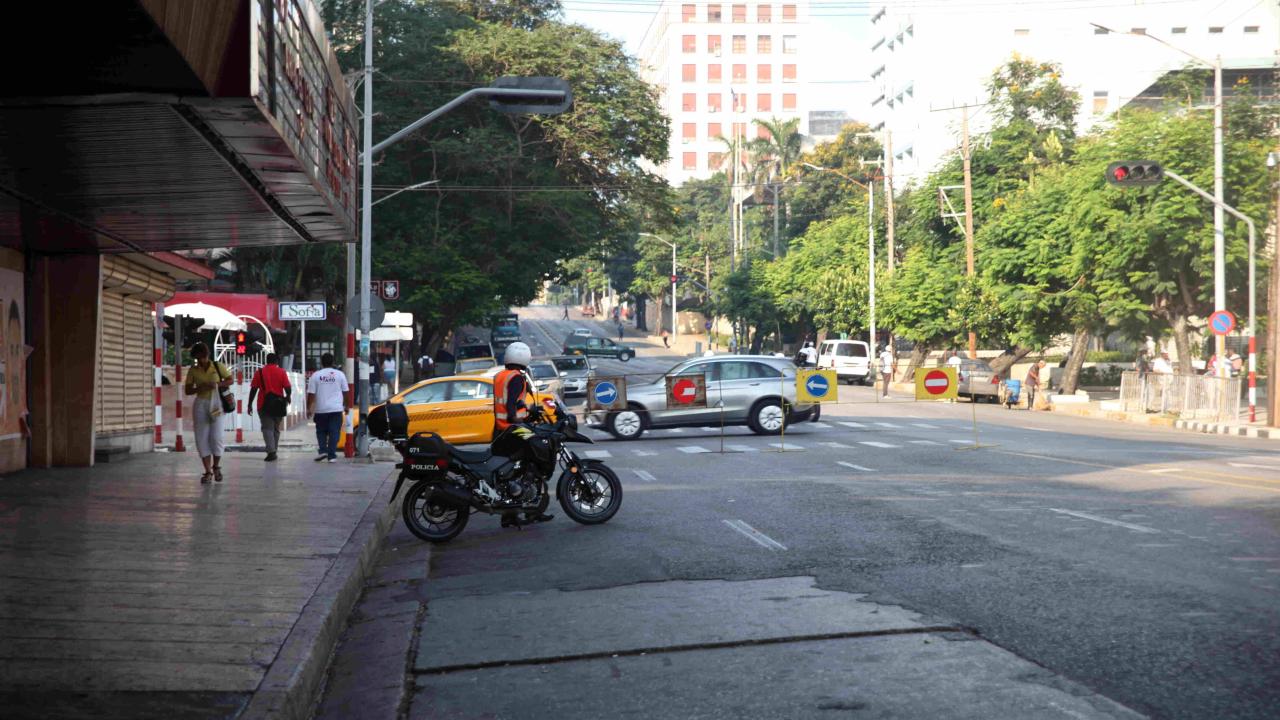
[215,363,236,414]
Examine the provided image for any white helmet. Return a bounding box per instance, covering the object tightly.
[503,341,531,367]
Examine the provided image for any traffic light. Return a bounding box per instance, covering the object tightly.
[235,331,248,355]
[162,315,203,347]
[670,274,678,284]
[487,76,573,116]
[1106,161,1163,187]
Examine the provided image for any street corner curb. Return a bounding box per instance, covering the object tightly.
[1175,419,1280,440]
[238,467,399,720]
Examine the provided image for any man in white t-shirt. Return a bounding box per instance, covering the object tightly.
[799,341,818,368]
[307,352,350,463]
[879,345,896,398]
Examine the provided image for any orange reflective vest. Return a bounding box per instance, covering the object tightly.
[493,368,535,431]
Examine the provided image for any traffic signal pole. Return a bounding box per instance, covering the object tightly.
[962,106,977,360]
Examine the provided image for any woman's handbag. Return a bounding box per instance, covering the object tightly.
[215,363,235,414]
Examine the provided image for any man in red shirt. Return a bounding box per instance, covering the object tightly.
[248,353,293,461]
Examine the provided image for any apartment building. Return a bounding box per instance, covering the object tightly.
[638,0,810,185]
[869,0,1280,184]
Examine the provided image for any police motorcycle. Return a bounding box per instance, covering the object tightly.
[366,398,622,543]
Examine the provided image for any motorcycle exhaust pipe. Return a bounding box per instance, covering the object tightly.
[424,482,476,509]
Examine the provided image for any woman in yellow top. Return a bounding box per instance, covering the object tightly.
[184,342,233,484]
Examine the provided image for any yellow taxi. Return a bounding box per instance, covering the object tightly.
[368,374,558,445]
[455,357,498,375]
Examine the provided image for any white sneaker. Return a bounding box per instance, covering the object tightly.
[328,458,338,463]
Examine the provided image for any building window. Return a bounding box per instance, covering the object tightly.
[682,3,696,22]
[757,93,772,111]
[733,35,746,53]
[732,63,747,83]
[782,92,796,110]
[782,4,796,22]
[732,122,746,139]
[708,64,722,82]
[1171,26,1187,34]
[1092,90,1108,115]
[733,92,747,112]
[708,4,722,22]
[683,152,697,171]
[709,151,725,170]
[708,35,722,54]
[1093,26,1109,34]
[757,64,772,82]
[782,64,796,82]
[732,4,746,22]
[757,124,771,139]
[682,64,697,82]
[682,122,696,143]
[1209,26,1223,33]
[708,93,722,112]
[783,35,797,53]
[1014,28,1029,36]
[758,35,772,53]
[1244,25,1260,33]
[682,35,697,53]
[758,4,772,22]
[682,93,697,111]
[708,122,722,138]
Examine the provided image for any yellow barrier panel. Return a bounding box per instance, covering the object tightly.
[914,367,958,400]
[796,368,838,403]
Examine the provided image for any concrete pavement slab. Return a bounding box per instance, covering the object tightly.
[0,448,397,720]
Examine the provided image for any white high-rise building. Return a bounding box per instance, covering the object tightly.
[638,1,811,186]
[870,0,1279,185]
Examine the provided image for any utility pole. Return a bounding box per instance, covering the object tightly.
[1212,55,1226,378]
[1270,151,1280,427]
[884,129,895,275]
[962,106,976,359]
[357,0,374,458]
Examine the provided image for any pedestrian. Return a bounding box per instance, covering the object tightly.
[562,303,570,320]
[416,352,434,382]
[1136,350,1151,377]
[183,341,232,484]
[248,352,292,462]
[800,341,818,368]
[1228,351,1243,377]
[617,321,624,340]
[308,352,349,463]
[1024,359,1045,410]
[1152,351,1173,375]
[368,357,381,404]
[661,328,670,348]
[382,353,396,389]
[878,344,896,398]
[729,335,738,354]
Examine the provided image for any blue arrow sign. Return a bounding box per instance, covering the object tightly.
[594,381,618,405]
[805,374,830,398]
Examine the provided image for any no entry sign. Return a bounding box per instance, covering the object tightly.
[665,374,707,409]
[914,367,957,401]
[1208,309,1236,337]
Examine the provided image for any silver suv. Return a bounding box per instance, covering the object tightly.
[588,355,817,440]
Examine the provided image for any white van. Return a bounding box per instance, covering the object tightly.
[817,339,872,385]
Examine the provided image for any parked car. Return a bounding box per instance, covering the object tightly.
[563,334,635,362]
[456,357,497,375]
[363,375,557,445]
[455,342,494,361]
[587,355,817,440]
[817,339,872,385]
[957,358,1000,401]
[528,360,564,397]
[551,354,594,396]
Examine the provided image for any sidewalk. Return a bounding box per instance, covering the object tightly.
[0,447,398,720]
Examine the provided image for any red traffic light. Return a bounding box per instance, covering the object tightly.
[1106,161,1163,187]
[670,274,678,284]
[1112,165,1129,183]
[235,331,247,355]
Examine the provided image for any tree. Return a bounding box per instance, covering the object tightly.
[748,117,803,257]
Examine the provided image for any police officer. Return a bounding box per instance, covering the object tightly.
[492,342,554,526]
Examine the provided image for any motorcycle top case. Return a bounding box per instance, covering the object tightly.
[368,402,409,440]
[402,432,450,478]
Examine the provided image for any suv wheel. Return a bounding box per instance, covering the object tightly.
[618,351,633,362]
[748,399,785,435]
[608,408,645,440]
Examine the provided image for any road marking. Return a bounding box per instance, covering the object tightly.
[725,444,758,453]
[874,422,902,428]
[1048,508,1160,534]
[722,519,787,551]
[584,450,612,459]
[820,441,854,448]
[910,440,941,445]
[678,445,710,454]
[1228,557,1278,562]
[1229,461,1280,470]
[837,461,875,472]
[948,439,975,444]
[768,442,805,451]
[632,450,658,457]
[838,421,867,429]
[633,469,656,482]
[811,422,832,429]
[859,441,899,448]
[700,427,719,432]
[666,428,686,434]
[911,423,939,429]
[1145,468,1182,474]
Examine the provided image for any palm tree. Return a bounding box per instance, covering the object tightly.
[748,117,802,257]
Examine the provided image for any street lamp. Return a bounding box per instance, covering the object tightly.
[803,163,877,349]
[369,180,439,207]
[640,233,678,344]
[1092,22,1227,376]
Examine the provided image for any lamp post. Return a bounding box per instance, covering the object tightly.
[804,163,875,348]
[640,233,678,344]
[1093,22,1226,376]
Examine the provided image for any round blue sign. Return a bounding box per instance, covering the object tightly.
[1209,310,1236,336]
[593,381,618,405]
[804,373,830,398]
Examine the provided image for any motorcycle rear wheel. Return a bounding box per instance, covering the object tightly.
[402,483,470,543]
[558,465,622,525]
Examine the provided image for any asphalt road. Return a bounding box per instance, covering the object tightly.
[319,318,1280,719]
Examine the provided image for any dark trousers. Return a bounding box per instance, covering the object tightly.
[315,412,343,459]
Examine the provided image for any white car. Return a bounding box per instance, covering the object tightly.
[817,339,872,385]
[572,328,593,337]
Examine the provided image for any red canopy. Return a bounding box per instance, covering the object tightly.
[169,292,286,331]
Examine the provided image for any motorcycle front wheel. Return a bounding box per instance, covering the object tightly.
[402,483,470,543]
[558,464,622,525]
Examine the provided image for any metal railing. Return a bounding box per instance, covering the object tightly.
[1119,371,1242,422]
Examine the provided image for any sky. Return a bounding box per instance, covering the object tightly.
[558,0,874,115]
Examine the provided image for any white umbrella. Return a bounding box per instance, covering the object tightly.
[163,302,246,332]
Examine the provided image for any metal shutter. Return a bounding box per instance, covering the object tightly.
[97,257,172,435]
